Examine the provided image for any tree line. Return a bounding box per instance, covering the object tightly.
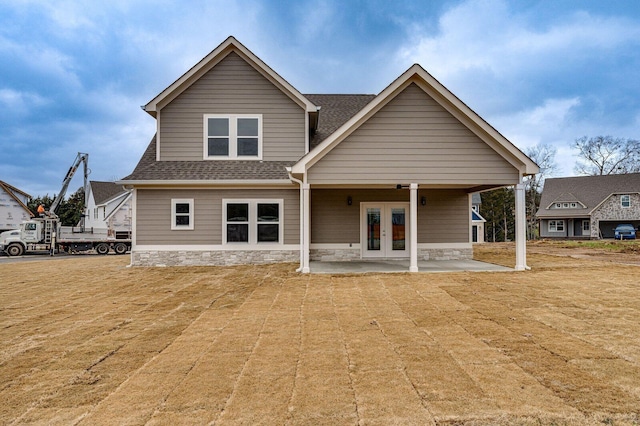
[26,186,85,227]
[481,136,639,242]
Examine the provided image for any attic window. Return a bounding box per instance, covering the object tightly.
[621,195,631,208]
[204,114,262,160]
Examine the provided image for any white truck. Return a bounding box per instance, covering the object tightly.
[0,152,131,257]
[0,217,131,256]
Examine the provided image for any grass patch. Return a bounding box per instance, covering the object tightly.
[533,239,640,253]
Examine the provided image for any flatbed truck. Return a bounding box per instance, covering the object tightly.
[0,217,131,256]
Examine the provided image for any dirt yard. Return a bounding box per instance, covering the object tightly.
[1,243,639,425]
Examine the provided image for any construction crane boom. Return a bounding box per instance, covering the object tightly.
[49,152,89,216]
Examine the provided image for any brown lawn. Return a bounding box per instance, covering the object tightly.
[1,243,639,425]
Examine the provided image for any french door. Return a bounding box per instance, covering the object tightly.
[361,203,410,258]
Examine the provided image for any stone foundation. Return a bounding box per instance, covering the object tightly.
[309,247,473,262]
[310,248,361,262]
[132,249,298,267]
[417,247,473,260]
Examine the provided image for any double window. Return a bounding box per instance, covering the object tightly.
[223,200,282,244]
[204,114,262,159]
[621,194,631,208]
[171,199,194,230]
[548,220,565,232]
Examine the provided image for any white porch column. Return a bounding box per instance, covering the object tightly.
[302,183,311,273]
[515,182,527,271]
[410,183,419,272]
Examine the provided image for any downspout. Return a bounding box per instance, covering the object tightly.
[287,167,305,272]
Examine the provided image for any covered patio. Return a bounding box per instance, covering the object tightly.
[309,258,512,274]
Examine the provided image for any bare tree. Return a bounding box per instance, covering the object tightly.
[573,136,640,175]
[524,143,558,239]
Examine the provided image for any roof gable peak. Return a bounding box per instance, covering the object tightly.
[144,36,316,116]
[292,63,538,176]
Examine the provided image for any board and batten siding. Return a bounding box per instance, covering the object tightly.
[136,188,299,245]
[308,83,519,185]
[311,188,469,244]
[158,52,306,162]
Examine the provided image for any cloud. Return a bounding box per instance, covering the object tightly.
[395,0,640,175]
[0,88,50,117]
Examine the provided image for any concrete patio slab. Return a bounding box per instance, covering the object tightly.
[309,259,512,274]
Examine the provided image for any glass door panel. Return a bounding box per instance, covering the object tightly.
[366,208,381,251]
[391,207,406,251]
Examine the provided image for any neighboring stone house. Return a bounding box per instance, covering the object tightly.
[82,181,132,236]
[536,173,640,239]
[120,36,538,271]
[0,180,33,232]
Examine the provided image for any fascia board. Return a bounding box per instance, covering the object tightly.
[116,179,296,188]
[292,64,539,176]
[0,181,31,198]
[145,36,316,115]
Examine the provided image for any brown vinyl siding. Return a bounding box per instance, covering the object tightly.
[136,188,299,245]
[308,83,519,185]
[158,52,305,162]
[311,188,469,244]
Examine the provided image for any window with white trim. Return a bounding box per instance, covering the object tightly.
[204,114,262,159]
[223,199,283,244]
[621,194,631,208]
[582,220,590,232]
[548,220,565,232]
[171,199,194,230]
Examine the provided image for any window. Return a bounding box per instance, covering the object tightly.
[171,199,194,230]
[204,114,262,159]
[570,203,577,208]
[223,199,282,244]
[548,220,565,232]
[582,220,590,232]
[621,194,631,208]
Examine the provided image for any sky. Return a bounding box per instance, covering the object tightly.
[1,0,639,197]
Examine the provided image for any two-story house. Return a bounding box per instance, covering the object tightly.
[537,173,640,239]
[120,36,538,272]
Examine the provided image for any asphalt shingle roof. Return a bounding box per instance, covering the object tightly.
[90,181,128,205]
[306,94,376,150]
[123,95,375,182]
[122,136,296,181]
[536,173,640,217]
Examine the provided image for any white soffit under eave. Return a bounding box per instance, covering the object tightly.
[292,64,539,176]
[144,36,317,114]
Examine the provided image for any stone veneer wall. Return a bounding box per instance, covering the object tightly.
[132,250,298,267]
[591,193,640,238]
[418,247,473,260]
[310,247,472,261]
[310,248,361,261]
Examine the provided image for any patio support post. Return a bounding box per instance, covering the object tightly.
[515,182,527,271]
[302,183,311,273]
[410,183,419,272]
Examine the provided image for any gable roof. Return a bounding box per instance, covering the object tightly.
[292,64,539,176]
[537,173,640,217]
[143,36,317,116]
[90,181,128,205]
[0,180,33,217]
